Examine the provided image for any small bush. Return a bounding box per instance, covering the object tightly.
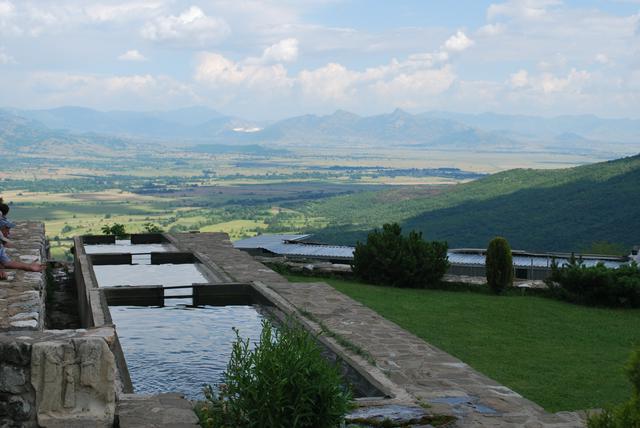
[101,223,127,238]
[547,259,640,308]
[588,346,640,428]
[143,222,164,233]
[196,319,352,428]
[485,237,513,294]
[352,223,449,288]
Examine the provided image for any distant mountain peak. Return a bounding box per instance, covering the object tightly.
[331,109,359,119]
[390,107,410,117]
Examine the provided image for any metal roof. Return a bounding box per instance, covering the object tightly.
[447,249,625,268]
[233,235,627,268]
[233,234,310,249]
[233,234,353,260]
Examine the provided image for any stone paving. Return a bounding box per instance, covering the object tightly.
[116,393,199,427]
[0,222,46,331]
[171,232,587,428]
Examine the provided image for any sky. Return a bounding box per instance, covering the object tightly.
[0,0,639,119]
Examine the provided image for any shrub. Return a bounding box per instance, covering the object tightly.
[352,223,449,288]
[485,237,514,294]
[588,346,640,428]
[143,222,164,233]
[196,320,352,428]
[547,259,640,308]
[101,223,126,238]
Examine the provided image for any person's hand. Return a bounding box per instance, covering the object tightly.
[29,263,44,272]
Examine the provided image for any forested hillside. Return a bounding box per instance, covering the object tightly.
[305,154,640,252]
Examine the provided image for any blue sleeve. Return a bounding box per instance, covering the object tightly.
[0,247,10,264]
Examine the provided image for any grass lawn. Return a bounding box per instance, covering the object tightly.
[285,274,640,412]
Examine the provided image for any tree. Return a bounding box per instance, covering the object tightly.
[143,222,164,233]
[352,223,449,288]
[101,223,127,238]
[485,236,514,294]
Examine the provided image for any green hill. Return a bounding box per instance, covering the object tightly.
[303,154,640,252]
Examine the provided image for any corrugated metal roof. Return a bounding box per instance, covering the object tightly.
[233,234,310,249]
[233,235,627,267]
[450,252,623,269]
[233,234,353,259]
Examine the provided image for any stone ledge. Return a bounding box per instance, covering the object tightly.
[0,221,46,332]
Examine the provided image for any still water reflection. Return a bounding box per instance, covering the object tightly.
[110,304,265,400]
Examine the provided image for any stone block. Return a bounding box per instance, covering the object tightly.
[0,341,31,366]
[31,337,116,428]
[0,395,33,421]
[0,366,28,394]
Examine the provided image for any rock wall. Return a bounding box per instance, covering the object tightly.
[0,328,117,428]
[0,339,35,427]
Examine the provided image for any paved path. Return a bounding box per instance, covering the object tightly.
[0,222,46,331]
[170,232,586,427]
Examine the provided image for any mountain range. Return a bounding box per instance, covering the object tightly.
[1,106,639,154]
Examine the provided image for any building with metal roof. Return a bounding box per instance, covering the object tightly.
[233,234,631,280]
[233,234,355,263]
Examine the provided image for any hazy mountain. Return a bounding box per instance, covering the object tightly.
[0,110,129,155]
[250,108,484,147]
[423,111,640,143]
[2,106,638,153]
[12,106,259,142]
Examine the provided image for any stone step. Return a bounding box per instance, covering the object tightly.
[116,393,199,428]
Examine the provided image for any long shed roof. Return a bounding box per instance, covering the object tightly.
[233,234,628,268]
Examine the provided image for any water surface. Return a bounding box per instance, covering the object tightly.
[110,304,265,400]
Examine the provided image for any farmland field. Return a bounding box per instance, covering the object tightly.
[2,134,633,260]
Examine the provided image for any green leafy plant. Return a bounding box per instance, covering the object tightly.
[196,319,352,428]
[588,346,640,428]
[547,259,640,308]
[143,222,164,233]
[100,223,127,238]
[485,236,514,294]
[352,223,449,288]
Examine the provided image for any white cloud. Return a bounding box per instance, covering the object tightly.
[595,53,610,65]
[23,71,198,110]
[505,67,591,94]
[261,38,299,63]
[0,46,15,64]
[84,2,164,23]
[141,6,230,47]
[443,31,474,52]
[298,62,359,101]
[477,23,505,36]
[195,52,293,89]
[118,49,146,62]
[509,69,529,88]
[0,0,14,16]
[370,66,456,105]
[540,68,590,94]
[487,0,561,21]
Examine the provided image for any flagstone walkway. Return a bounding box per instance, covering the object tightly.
[170,232,587,427]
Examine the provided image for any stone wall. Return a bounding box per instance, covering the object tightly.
[0,222,47,331]
[0,338,34,427]
[0,328,117,428]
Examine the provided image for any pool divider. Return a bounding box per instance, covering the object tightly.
[103,282,273,307]
[80,233,167,246]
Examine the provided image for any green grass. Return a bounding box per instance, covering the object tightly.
[285,274,640,412]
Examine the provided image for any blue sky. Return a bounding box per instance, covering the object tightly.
[0,0,639,119]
